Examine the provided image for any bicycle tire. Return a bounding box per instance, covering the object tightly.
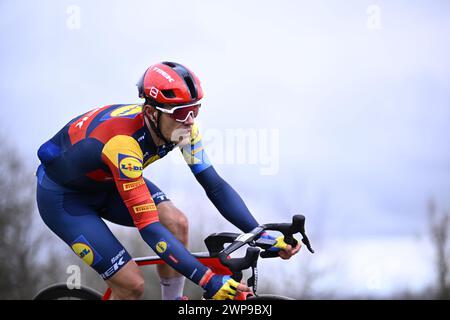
[247,294,294,300]
[33,283,103,300]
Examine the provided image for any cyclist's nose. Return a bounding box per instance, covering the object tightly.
[183,113,195,126]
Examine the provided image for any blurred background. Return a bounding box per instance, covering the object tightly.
[1,0,449,299]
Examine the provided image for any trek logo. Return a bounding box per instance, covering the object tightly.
[74,107,102,129]
[149,86,159,99]
[152,66,175,83]
[118,154,143,179]
[75,116,89,129]
[101,257,126,279]
[137,133,146,142]
[152,191,167,202]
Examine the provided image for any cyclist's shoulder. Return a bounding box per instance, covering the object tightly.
[66,103,141,131]
[67,103,143,158]
[99,103,143,119]
[86,103,143,126]
[85,103,144,142]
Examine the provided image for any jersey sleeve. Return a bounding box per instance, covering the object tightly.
[101,135,159,230]
[102,135,215,286]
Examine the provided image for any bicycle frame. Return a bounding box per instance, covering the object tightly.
[101,252,233,300]
[101,215,314,300]
[34,215,312,300]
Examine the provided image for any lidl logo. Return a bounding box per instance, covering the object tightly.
[156,241,168,254]
[71,235,102,266]
[100,105,142,121]
[110,105,142,118]
[118,154,143,179]
[72,243,94,265]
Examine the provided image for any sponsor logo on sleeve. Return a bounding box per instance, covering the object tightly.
[133,203,157,214]
[156,240,168,254]
[118,153,143,179]
[152,191,168,202]
[123,179,146,191]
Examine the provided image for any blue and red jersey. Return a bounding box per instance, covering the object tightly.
[38,103,210,230]
[37,103,259,285]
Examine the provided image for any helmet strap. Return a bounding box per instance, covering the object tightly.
[144,106,174,147]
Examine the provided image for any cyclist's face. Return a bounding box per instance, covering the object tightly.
[160,111,194,146]
[144,105,195,145]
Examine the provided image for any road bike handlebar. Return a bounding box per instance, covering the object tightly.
[211,215,314,277]
[260,214,315,258]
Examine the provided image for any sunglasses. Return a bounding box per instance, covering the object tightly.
[155,102,201,122]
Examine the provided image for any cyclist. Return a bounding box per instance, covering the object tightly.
[36,61,301,300]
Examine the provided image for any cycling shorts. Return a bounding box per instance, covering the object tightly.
[35,164,170,280]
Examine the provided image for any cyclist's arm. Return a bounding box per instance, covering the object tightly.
[101,135,214,286]
[180,124,259,232]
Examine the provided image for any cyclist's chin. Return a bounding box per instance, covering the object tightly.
[170,128,191,146]
[175,135,191,146]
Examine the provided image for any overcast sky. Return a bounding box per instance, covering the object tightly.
[1,0,449,297]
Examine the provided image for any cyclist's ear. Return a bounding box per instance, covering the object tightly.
[143,105,158,122]
[143,104,150,116]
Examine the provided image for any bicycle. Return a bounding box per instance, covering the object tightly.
[33,215,314,300]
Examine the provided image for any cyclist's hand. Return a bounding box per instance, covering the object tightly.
[278,237,301,259]
[203,274,251,300]
[261,233,302,260]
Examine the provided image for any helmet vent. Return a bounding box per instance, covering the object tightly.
[162,61,177,68]
[184,76,197,100]
[161,89,176,98]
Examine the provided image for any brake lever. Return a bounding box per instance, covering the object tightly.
[260,215,315,255]
[300,231,314,253]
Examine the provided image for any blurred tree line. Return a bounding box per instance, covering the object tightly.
[0,138,58,298]
[428,199,450,299]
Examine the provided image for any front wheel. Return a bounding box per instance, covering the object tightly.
[33,283,103,300]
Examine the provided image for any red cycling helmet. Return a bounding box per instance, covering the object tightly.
[137,61,203,105]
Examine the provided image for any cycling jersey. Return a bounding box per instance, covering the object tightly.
[36,104,259,283]
[38,104,206,228]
